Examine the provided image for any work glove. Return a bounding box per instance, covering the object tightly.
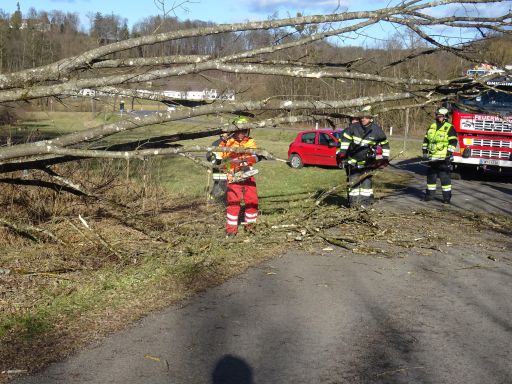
[257,155,267,162]
[336,153,346,167]
[234,161,250,173]
[206,152,216,163]
[422,150,428,160]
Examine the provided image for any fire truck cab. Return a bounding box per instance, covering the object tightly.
[450,67,512,175]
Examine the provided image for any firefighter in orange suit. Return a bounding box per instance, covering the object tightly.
[220,117,260,237]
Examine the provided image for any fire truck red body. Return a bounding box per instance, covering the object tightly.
[450,68,512,174]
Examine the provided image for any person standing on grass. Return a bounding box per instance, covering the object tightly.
[336,106,390,208]
[422,107,458,204]
[219,117,261,237]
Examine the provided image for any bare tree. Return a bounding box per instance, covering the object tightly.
[0,0,510,176]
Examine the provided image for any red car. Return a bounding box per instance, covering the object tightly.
[287,129,344,168]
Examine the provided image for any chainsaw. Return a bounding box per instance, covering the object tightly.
[228,168,259,183]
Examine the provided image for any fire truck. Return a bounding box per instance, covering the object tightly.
[449,66,512,175]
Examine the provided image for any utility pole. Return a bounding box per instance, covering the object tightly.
[403,107,409,152]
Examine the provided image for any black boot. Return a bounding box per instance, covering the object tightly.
[360,196,375,208]
[442,191,451,204]
[348,196,360,208]
[424,190,435,201]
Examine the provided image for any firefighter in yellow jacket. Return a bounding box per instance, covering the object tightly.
[422,107,459,204]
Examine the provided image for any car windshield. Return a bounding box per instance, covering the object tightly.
[459,89,512,113]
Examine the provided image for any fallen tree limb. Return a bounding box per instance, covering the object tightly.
[0,217,64,244]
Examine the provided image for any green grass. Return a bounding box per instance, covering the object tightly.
[5,113,417,203]
[0,313,51,340]
[113,122,417,202]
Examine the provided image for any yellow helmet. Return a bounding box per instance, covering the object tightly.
[232,116,250,136]
[353,105,374,118]
[232,116,249,124]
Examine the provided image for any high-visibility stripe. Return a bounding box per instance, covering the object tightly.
[245,212,257,219]
[352,137,376,146]
[347,157,366,166]
[227,213,238,220]
[213,174,228,180]
[339,143,350,149]
[360,189,373,196]
[349,190,360,196]
[427,184,437,190]
[227,219,238,226]
[382,149,390,156]
[441,185,452,191]
[244,218,257,223]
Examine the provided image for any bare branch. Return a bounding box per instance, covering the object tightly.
[89,55,213,69]
[1,0,503,89]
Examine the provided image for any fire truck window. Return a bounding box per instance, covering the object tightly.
[483,91,512,107]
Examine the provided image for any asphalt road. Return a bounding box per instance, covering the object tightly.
[12,167,512,384]
[384,159,512,216]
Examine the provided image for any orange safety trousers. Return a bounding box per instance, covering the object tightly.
[225,177,258,234]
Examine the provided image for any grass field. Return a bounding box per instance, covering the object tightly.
[2,110,420,189]
[2,110,420,201]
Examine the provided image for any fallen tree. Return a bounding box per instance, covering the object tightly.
[0,0,510,177]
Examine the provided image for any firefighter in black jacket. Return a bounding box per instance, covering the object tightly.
[336,106,390,208]
[206,133,229,204]
[422,107,458,204]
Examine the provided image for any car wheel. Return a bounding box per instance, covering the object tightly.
[289,153,304,169]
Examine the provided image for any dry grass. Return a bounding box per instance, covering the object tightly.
[0,158,291,379]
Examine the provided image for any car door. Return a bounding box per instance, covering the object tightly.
[297,131,317,164]
[315,132,339,166]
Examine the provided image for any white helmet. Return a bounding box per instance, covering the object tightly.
[436,107,449,116]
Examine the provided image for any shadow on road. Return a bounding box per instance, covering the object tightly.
[393,157,428,176]
[212,355,253,384]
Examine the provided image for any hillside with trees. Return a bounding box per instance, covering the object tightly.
[1,2,511,136]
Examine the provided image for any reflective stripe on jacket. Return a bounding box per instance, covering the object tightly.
[422,122,458,160]
[336,122,390,168]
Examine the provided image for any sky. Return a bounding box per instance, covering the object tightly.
[4,0,380,28]
[2,0,510,46]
